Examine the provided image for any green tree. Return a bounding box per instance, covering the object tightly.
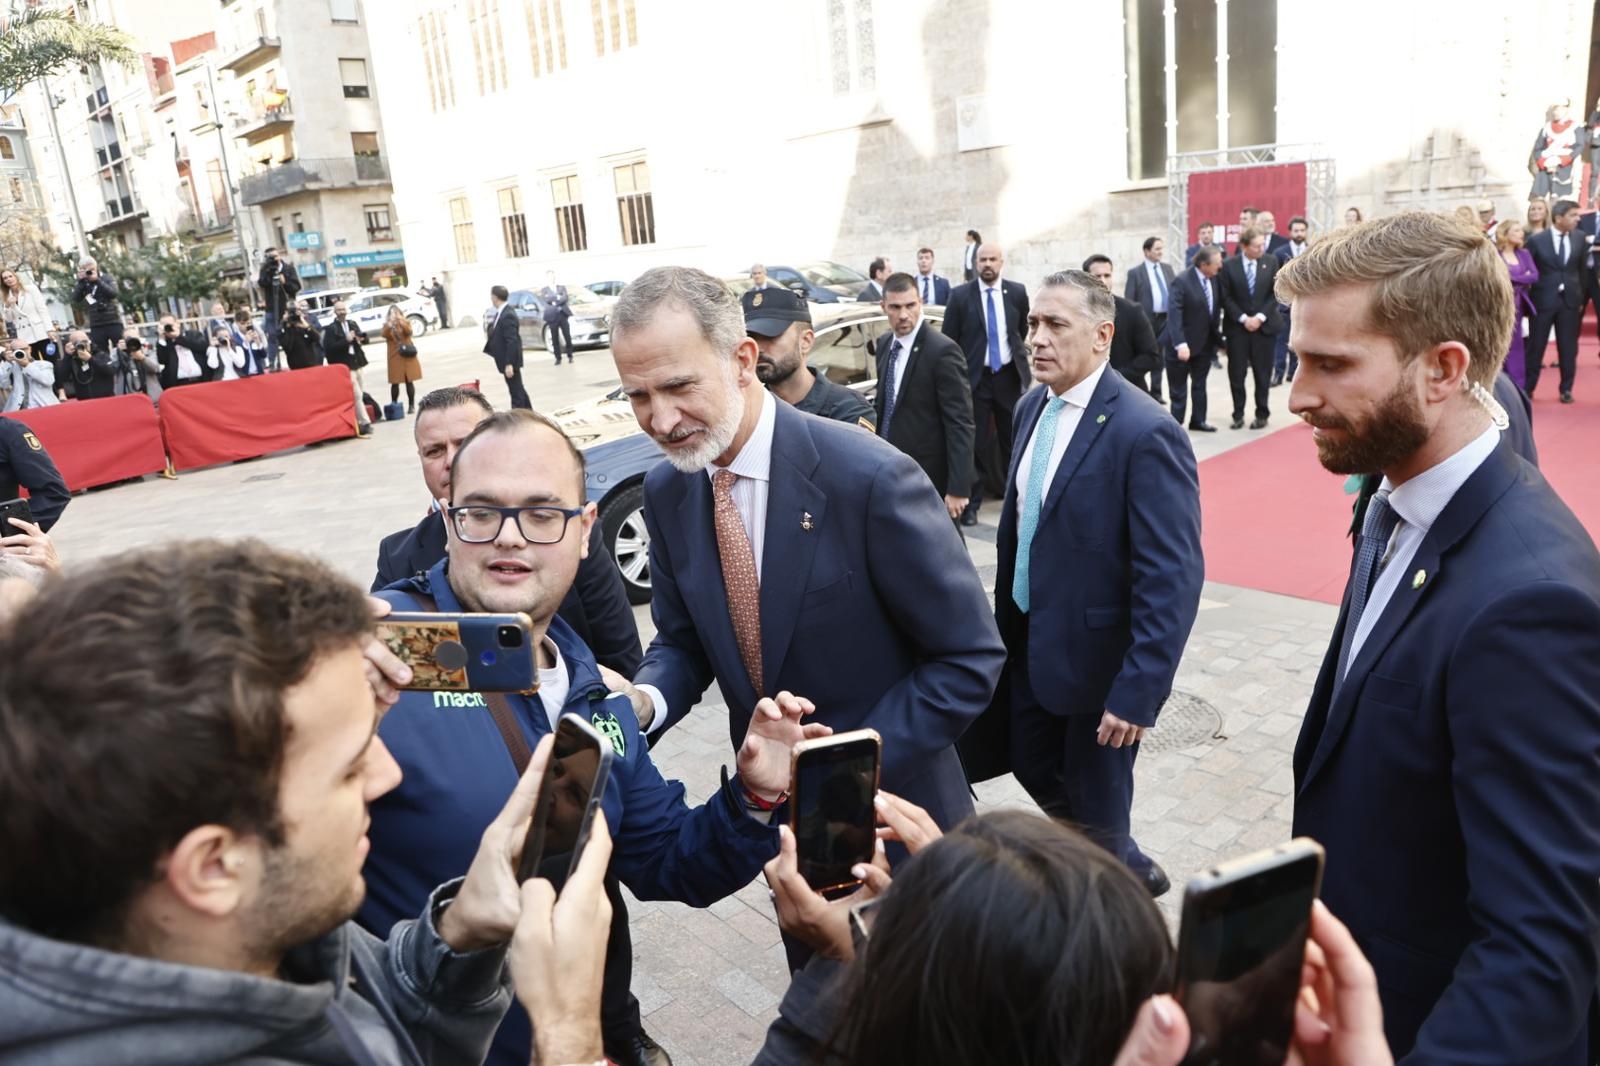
[0,5,138,98]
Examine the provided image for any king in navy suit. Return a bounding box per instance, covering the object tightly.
[960,270,1204,897]
[1280,213,1600,1063]
[608,267,1005,833]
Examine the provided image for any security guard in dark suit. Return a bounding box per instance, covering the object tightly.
[0,418,70,531]
[743,285,875,430]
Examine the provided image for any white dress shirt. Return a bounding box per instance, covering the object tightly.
[1346,424,1499,665]
[982,281,1013,366]
[1013,360,1109,525]
[535,637,571,729]
[887,318,922,401]
[1143,260,1168,313]
[639,388,778,734]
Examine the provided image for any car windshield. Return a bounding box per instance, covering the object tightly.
[799,261,869,287]
[568,286,603,307]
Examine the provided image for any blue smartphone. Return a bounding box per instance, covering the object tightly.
[517,712,615,883]
[376,611,537,693]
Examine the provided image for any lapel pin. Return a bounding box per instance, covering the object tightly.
[1412,569,1427,590]
[801,511,814,532]
[1096,413,1107,424]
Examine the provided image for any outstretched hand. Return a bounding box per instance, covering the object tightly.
[736,691,830,798]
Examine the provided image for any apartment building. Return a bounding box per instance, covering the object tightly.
[217,0,402,290]
[0,103,56,269]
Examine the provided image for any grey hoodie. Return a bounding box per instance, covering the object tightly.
[0,880,511,1066]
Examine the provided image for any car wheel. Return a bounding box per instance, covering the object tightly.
[600,483,650,604]
[407,314,427,337]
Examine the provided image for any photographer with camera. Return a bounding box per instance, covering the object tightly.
[70,258,123,354]
[207,327,247,382]
[234,309,268,375]
[0,340,60,412]
[153,314,211,390]
[61,329,114,401]
[112,330,162,401]
[279,304,325,371]
[257,247,301,372]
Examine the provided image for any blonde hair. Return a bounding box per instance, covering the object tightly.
[1494,219,1524,253]
[1274,211,1512,388]
[1453,205,1478,227]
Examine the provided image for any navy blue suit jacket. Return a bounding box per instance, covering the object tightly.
[940,278,1032,390]
[482,304,523,370]
[635,400,1005,828]
[1162,267,1223,362]
[1293,438,1600,1063]
[913,273,952,305]
[963,369,1204,778]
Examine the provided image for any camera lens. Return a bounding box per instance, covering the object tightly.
[480,649,498,666]
[497,625,523,648]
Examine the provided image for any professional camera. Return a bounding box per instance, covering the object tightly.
[123,336,142,352]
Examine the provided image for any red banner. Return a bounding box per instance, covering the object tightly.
[160,364,357,471]
[2,394,167,491]
[1187,163,1308,247]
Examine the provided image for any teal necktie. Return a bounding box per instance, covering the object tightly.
[1012,395,1068,613]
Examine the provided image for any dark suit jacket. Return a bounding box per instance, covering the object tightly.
[856,281,883,303]
[872,324,975,497]
[154,331,211,390]
[634,400,1006,828]
[539,285,570,324]
[913,273,952,305]
[321,319,369,370]
[1527,228,1588,311]
[962,368,1203,778]
[1217,253,1284,343]
[1162,268,1223,362]
[1263,232,1290,257]
[371,510,643,679]
[940,278,1032,389]
[482,304,523,370]
[1108,296,1161,377]
[1293,437,1600,1063]
[962,243,978,282]
[1123,259,1176,321]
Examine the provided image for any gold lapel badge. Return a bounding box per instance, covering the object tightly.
[801,511,814,532]
[1411,569,1427,590]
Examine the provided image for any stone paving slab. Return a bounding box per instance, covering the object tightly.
[41,327,1340,1066]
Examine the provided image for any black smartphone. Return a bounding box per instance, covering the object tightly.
[517,713,616,883]
[0,497,34,536]
[1175,838,1325,1066]
[375,611,537,693]
[788,728,882,894]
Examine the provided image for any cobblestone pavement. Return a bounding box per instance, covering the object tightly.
[46,326,1339,1066]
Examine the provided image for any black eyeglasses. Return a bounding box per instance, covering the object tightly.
[447,504,584,544]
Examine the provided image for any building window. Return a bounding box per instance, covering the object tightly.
[1124,0,1278,180]
[467,0,510,95]
[205,159,230,224]
[449,196,477,263]
[590,0,638,56]
[825,0,875,95]
[273,216,286,248]
[339,58,369,98]
[328,0,359,21]
[0,136,13,161]
[613,160,654,246]
[419,9,457,113]
[551,173,587,252]
[498,186,529,257]
[366,203,394,242]
[291,211,304,232]
[351,131,380,158]
[523,0,567,76]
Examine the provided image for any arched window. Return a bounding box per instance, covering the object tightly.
[0,137,14,161]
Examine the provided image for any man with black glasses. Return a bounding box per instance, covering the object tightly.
[363,408,824,1066]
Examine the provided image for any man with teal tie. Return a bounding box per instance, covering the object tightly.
[958,269,1204,899]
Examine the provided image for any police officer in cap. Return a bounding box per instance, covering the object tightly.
[0,419,70,532]
[742,284,876,430]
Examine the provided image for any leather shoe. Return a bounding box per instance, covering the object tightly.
[1249,418,1268,430]
[1561,391,1575,404]
[610,1030,673,1066]
[1141,861,1172,899]
[1230,417,1245,430]
[1270,374,1284,387]
[1189,422,1217,432]
[959,510,979,527]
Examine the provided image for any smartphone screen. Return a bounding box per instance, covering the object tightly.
[791,732,880,893]
[1176,844,1323,1066]
[517,714,614,884]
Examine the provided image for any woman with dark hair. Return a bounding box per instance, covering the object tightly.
[1343,206,1363,225]
[963,229,983,281]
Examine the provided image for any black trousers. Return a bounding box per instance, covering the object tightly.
[549,318,573,362]
[1166,352,1212,426]
[1006,616,1151,876]
[969,361,1023,508]
[1146,313,1167,398]
[1227,332,1274,421]
[1526,304,1580,396]
[504,365,532,409]
[88,320,124,355]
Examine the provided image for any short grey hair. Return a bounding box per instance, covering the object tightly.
[1039,270,1115,326]
[612,266,745,359]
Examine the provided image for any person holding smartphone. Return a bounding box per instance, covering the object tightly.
[363,408,826,1066]
[206,329,246,382]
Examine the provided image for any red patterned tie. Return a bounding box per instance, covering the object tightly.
[713,469,763,692]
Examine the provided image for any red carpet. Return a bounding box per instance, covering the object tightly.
[1200,379,1600,605]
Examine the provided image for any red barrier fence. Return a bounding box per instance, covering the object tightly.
[2,394,168,491]
[159,364,357,470]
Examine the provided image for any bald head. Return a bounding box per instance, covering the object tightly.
[976,243,1005,284]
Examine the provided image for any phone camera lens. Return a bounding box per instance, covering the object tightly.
[497,625,523,648]
[480,649,498,666]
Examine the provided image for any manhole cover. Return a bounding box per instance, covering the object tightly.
[1143,690,1225,753]
[243,473,285,483]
